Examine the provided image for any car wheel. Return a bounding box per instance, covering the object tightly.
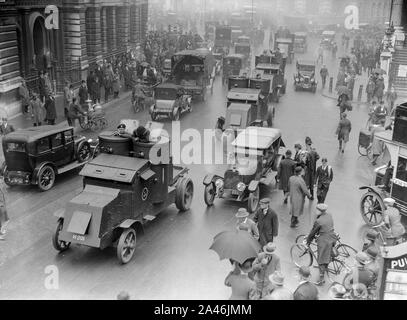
[38,165,56,192]
[175,177,194,211]
[247,186,260,213]
[117,228,137,264]
[77,141,92,163]
[204,183,216,206]
[52,219,71,252]
[360,191,385,226]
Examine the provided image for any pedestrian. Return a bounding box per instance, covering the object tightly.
[362,229,379,252]
[336,113,352,153]
[38,71,46,102]
[64,83,74,126]
[381,198,406,244]
[44,94,57,125]
[332,42,338,59]
[235,208,259,240]
[347,252,376,290]
[30,93,45,127]
[253,198,279,246]
[19,79,30,114]
[315,158,334,204]
[366,78,375,104]
[68,97,86,127]
[370,119,386,165]
[277,149,296,204]
[0,186,9,241]
[104,65,113,103]
[87,70,95,96]
[304,137,320,200]
[0,117,15,135]
[320,65,329,89]
[293,143,307,168]
[250,242,281,299]
[316,46,323,64]
[288,167,312,228]
[365,247,380,279]
[113,70,121,99]
[91,77,101,104]
[374,76,385,102]
[385,86,398,115]
[293,266,319,300]
[347,73,355,101]
[262,271,293,300]
[224,259,257,300]
[306,203,337,286]
[78,80,89,107]
[43,71,53,99]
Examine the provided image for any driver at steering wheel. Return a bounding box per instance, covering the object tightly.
[306,204,337,286]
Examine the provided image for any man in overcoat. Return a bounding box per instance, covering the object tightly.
[306,204,337,286]
[44,94,57,125]
[224,260,257,300]
[304,137,320,200]
[277,150,296,204]
[315,158,334,204]
[30,93,45,127]
[288,167,311,228]
[253,198,279,246]
[293,266,319,300]
[235,208,259,240]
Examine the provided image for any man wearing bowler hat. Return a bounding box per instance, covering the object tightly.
[253,198,279,246]
[293,266,319,300]
[235,208,259,240]
[263,271,293,300]
[306,203,337,286]
[288,167,312,228]
[250,242,281,299]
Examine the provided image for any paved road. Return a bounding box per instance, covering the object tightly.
[0,35,393,300]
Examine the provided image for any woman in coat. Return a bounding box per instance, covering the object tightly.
[112,70,121,98]
[277,150,296,204]
[30,93,45,127]
[44,95,57,125]
[288,167,311,228]
[336,113,352,153]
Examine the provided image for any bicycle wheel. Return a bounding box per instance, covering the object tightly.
[342,272,353,290]
[358,144,368,156]
[336,244,358,268]
[290,244,313,268]
[90,120,100,132]
[98,118,108,130]
[326,258,344,283]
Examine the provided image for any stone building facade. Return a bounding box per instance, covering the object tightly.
[0,0,148,117]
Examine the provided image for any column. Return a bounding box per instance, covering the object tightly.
[141,0,149,42]
[116,4,130,51]
[106,7,117,53]
[85,6,103,64]
[130,5,137,46]
[101,7,108,54]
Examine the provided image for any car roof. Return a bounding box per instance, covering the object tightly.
[294,32,307,36]
[256,63,280,70]
[4,125,74,143]
[228,88,261,100]
[228,103,252,112]
[276,37,293,43]
[235,43,250,47]
[232,127,282,150]
[156,82,182,90]
[238,35,250,39]
[297,60,316,66]
[225,54,246,59]
[322,31,336,35]
[174,49,212,57]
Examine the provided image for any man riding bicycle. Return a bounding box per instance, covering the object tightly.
[132,80,147,112]
[305,203,337,286]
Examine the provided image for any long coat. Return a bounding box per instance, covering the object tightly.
[253,206,279,246]
[336,118,352,142]
[293,281,319,300]
[236,218,259,240]
[44,97,57,121]
[224,273,256,300]
[277,157,296,192]
[251,253,281,298]
[371,126,385,155]
[306,212,337,265]
[289,175,311,217]
[304,149,320,187]
[30,99,45,124]
[315,165,333,202]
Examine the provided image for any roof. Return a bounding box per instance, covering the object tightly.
[297,60,316,66]
[225,54,246,59]
[228,103,252,112]
[235,43,250,47]
[174,49,212,58]
[276,38,293,43]
[238,36,250,39]
[87,153,148,172]
[227,88,261,101]
[322,31,336,35]
[156,82,182,90]
[294,32,307,37]
[255,63,280,70]
[232,127,282,150]
[4,125,74,143]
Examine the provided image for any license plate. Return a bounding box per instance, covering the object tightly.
[72,234,85,242]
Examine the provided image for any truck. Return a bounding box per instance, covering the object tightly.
[171,49,216,101]
[215,25,233,52]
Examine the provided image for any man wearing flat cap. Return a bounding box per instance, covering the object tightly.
[235,208,259,240]
[253,198,279,246]
[306,203,337,286]
[288,167,312,228]
[382,198,406,244]
[293,266,319,300]
[346,252,376,291]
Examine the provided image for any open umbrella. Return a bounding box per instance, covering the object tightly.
[337,85,350,97]
[373,68,386,75]
[209,230,261,264]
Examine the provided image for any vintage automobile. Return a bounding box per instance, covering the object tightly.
[214,25,233,52]
[0,126,92,191]
[227,77,275,127]
[234,42,251,63]
[321,30,336,50]
[150,82,192,121]
[203,126,285,213]
[359,105,407,226]
[254,54,287,102]
[163,59,172,77]
[231,28,244,44]
[274,35,295,64]
[237,35,251,45]
[52,123,194,264]
[213,52,223,76]
[223,54,247,81]
[294,60,317,93]
[171,49,216,101]
[294,32,308,53]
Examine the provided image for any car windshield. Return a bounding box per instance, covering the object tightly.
[6,142,25,152]
[155,88,178,100]
[298,65,315,72]
[232,152,259,168]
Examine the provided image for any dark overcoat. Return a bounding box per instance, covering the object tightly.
[253,206,279,246]
[277,158,296,192]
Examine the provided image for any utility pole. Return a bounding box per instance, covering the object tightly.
[389,0,394,26]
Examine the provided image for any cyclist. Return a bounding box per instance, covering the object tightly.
[132,80,147,112]
[381,198,406,244]
[305,203,337,286]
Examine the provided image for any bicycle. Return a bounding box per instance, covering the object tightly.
[290,233,357,283]
[362,222,407,247]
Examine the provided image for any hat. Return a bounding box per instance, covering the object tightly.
[136,126,148,138]
[316,204,328,212]
[305,137,313,145]
[285,149,292,157]
[384,198,395,206]
[329,283,346,299]
[235,208,249,219]
[117,123,126,129]
[366,230,379,241]
[366,247,379,259]
[263,242,276,255]
[295,166,303,174]
[260,198,270,204]
[294,143,302,149]
[355,252,370,265]
[298,266,311,278]
[269,271,284,286]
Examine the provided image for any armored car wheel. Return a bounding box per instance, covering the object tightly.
[247,186,260,213]
[360,191,385,226]
[52,219,71,252]
[77,141,92,163]
[204,183,215,206]
[38,165,56,191]
[117,228,137,264]
[175,177,194,211]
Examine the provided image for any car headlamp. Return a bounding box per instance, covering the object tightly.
[236,182,246,192]
[215,179,224,188]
